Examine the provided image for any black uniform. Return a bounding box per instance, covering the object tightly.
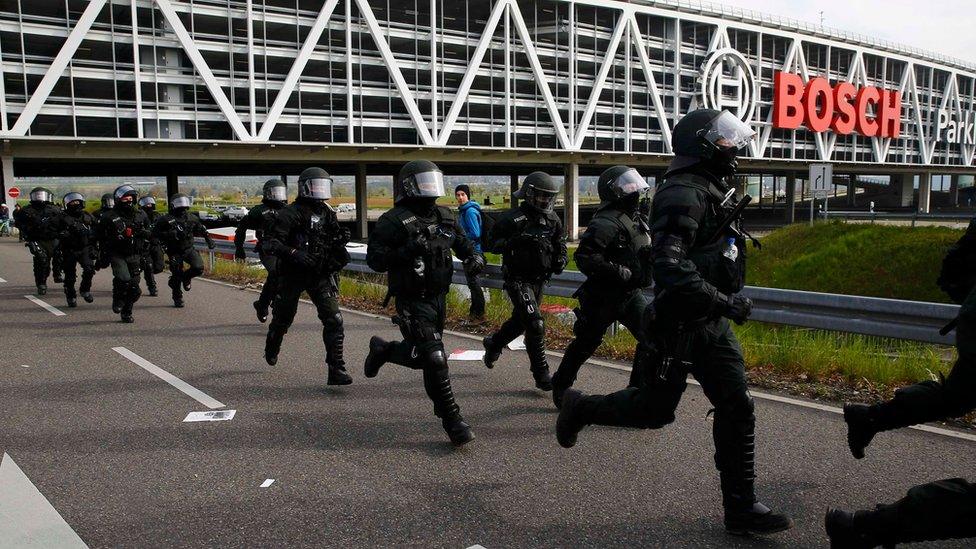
[99,206,151,321]
[483,202,567,387]
[153,210,214,306]
[263,198,350,381]
[235,200,285,316]
[550,201,652,399]
[93,205,115,270]
[58,208,96,304]
[15,202,64,290]
[829,218,976,547]
[365,202,479,440]
[140,209,165,295]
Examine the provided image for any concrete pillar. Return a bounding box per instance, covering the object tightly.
[892,174,914,207]
[847,174,857,207]
[166,172,179,199]
[1,156,15,221]
[564,163,579,241]
[950,174,961,207]
[354,163,368,240]
[510,173,519,209]
[918,172,932,213]
[784,172,796,224]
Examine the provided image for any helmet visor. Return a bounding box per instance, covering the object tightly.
[63,192,84,207]
[138,196,156,208]
[528,190,558,212]
[114,185,136,201]
[170,196,192,209]
[30,190,52,203]
[266,186,287,202]
[407,170,445,198]
[612,169,651,198]
[703,111,756,151]
[304,178,332,200]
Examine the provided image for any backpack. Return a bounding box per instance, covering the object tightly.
[479,210,496,251]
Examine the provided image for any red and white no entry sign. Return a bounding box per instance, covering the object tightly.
[7,186,19,199]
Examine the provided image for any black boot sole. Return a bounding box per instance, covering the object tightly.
[327,375,353,386]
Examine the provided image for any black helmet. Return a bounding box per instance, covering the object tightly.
[514,172,560,213]
[113,185,138,209]
[169,193,192,211]
[597,166,650,205]
[101,193,115,209]
[63,192,85,211]
[395,160,444,204]
[263,178,288,203]
[29,187,53,204]
[669,109,756,177]
[138,196,157,210]
[297,167,332,201]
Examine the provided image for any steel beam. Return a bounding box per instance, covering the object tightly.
[564,163,579,240]
[354,163,368,239]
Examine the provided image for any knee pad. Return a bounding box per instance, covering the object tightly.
[526,318,546,338]
[186,266,203,278]
[715,393,756,425]
[425,349,448,370]
[323,312,343,331]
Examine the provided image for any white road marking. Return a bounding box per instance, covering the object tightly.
[24,295,65,316]
[466,545,487,549]
[113,347,225,410]
[0,276,7,282]
[260,479,275,488]
[199,277,976,445]
[183,410,236,422]
[0,454,88,548]
[20,365,29,369]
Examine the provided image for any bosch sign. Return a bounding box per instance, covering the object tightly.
[773,71,902,138]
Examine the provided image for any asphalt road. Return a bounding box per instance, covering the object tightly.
[1,239,974,548]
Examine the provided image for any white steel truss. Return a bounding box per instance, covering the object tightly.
[1,0,975,168]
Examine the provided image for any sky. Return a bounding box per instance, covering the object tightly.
[718,0,976,64]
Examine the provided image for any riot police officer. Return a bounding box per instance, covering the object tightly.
[550,166,653,407]
[262,168,352,385]
[138,196,165,296]
[153,193,215,308]
[99,185,151,323]
[554,109,792,536]
[14,187,63,295]
[363,160,485,445]
[235,178,288,323]
[58,192,96,307]
[482,171,567,390]
[93,192,115,270]
[825,215,976,547]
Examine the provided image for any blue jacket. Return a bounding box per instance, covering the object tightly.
[458,200,482,253]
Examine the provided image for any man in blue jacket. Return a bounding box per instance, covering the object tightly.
[455,184,485,318]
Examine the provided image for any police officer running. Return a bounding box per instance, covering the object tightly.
[235,178,288,323]
[57,192,96,307]
[262,168,352,386]
[138,196,165,297]
[482,171,567,391]
[550,166,653,407]
[99,185,152,323]
[153,193,215,308]
[363,160,485,445]
[825,214,976,548]
[554,109,792,536]
[14,187,64,295]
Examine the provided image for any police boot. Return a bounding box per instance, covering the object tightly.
[37,284,46,296]
[147,283,157,297]
[66,296,77,308]
[169,276,184,308]
[720,435,793,536]
[265,328,284,366]
[525,326,553,391]
[120,302,134,324]
[53,271,63,283]
[482,336,502,369]
[253,300,268,323]
[325,330,352,386]
[182,277,192,291]
[111,295,121,313]
[555,389,592,448]
[424,368,474,446]
[552,385,567,410]
[844,404,879,460]
[364,336,392,378]
[825,509,889,549]
[81,291,94,303]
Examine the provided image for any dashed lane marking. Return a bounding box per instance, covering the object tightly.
[112,347,226,410]
[260,479,275,488]
[0,453,88,548]
[24,295,65,316]
[0,276,7,282]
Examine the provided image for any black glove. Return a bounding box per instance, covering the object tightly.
[722,293,753,325]
[234,247,247,260]
[614,264,632,283]
[207,240,216,250]
[552,256,568,275]
[463,254,485,276]
[290,248,316,267]
[337,227,352,245]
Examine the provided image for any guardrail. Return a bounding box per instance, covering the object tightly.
[823,210,973,226]
[199,238,960,346]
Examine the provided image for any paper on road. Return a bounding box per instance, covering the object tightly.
[449,350,486,361]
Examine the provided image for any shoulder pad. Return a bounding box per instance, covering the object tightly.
[436,205,455,223]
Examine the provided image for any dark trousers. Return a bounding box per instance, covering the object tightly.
[578,319,759,509]
[870,288,976,431]
[167,248,204,301]
[465,260,485,317]
[29,239,60,286]
[257,253,281,310]
[488,280,550,374]
[110,254,142,315]
[268,272,344,368]
[386,294,463,421]
[141,243,164,292]
[552,289,648,390]
[62,248,94,298]
[854,478,976,545]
